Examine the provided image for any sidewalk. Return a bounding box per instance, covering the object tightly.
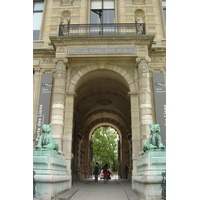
[52,178,145,200]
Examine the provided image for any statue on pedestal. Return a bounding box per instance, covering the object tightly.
[34,124,59,151]
[134,124,166,197]
[143,124,165,152]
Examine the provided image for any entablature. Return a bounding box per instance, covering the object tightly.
[49,35,155,55]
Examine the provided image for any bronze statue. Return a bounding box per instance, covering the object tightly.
[143,124,165,152]
[35,124,59,151]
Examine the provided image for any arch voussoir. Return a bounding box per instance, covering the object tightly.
[68,64,136,93]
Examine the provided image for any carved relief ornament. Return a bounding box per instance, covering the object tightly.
[132,0,145,4]
[42,58,54,63]
[53,58,69,78]
[136,57,151,74]
[57,47,66,53]
[138,46,147,52]
[60,0,74,6]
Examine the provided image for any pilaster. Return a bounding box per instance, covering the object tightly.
[136,57,153,146]
[129,92,140,181]
[63,92,76,176]
[51,58,69,151]
[33,68,41,146]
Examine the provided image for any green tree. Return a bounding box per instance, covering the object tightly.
[92,127,118,171]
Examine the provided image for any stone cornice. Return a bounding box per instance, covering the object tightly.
[149,51,166,57]
[49,35,155,50]
[33,48,55,56]
[150,46,166,52]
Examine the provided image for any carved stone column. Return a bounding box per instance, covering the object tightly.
[33,69,41,147]
[136,57,153,147]
[51,58,68,151]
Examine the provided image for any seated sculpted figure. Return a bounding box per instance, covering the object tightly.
[35,124,59,151]
[143,124,165,152]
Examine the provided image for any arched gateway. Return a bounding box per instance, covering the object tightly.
[34,57,155,187]
[33,34,161,192]
[46,45,154,190]
[33,1,166,198]
[70,66,135,180]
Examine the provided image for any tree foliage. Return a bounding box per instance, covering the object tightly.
[92,127,118,171]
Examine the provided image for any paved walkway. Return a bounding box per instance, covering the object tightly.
[53,178,145,200]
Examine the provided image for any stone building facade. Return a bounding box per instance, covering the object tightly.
[33,0,166,190]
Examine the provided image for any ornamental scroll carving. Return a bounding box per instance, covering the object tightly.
[42,57,54,63]
[53,59,69,78]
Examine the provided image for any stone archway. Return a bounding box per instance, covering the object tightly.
[51,56,153,189]
[68,64,138,93]
[63,61,140,181]
[88,123,123,178]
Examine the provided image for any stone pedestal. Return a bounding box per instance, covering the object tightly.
[33,150,71,199]
[132,149,166,200]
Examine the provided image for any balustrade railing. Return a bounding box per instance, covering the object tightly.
[59,23,145,36]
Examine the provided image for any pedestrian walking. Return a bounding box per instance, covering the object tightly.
[107,169,112,180]
[103,164,108,183]
[94,162,99,182]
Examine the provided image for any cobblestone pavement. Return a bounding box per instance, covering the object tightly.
[53,178,145,200]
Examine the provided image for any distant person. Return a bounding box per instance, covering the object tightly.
[107,169,112,180]
[94,162,99,182]
[103,164,108,183]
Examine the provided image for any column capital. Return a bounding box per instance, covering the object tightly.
[53,58,69,78]
[136,56,151,75]
[53,58,69,66]
[135,56,151,66]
